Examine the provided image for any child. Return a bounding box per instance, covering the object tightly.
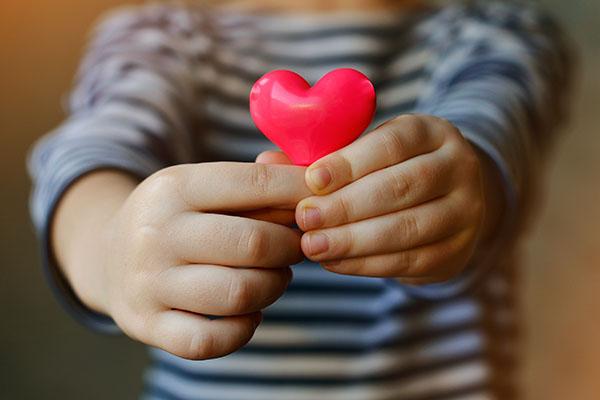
[28,0,571,398]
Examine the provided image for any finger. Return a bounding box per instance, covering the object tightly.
[304,115,447,195]
[301,196,471,261]
[147,310,261,360]
[156,162,310,212]
[238,208,296,226]
[256,150,293,165]
[297,150,454,231]
[168,213,303,268]
[156,265,292,316]
[321,231,474,279]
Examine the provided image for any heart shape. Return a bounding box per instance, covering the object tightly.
[249,68,376,166]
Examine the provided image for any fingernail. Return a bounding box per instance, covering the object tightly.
[308,167,332,191]
[306,233,329,256]
[301,207,322,230]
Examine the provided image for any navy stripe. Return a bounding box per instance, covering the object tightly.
[285,281,386,295]
[240,322,482,355]
[154,352,483,386]
[263,296,466,324]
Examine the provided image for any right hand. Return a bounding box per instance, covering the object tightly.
[95,162,310,360]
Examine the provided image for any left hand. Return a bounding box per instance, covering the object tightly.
[289,114,502,284]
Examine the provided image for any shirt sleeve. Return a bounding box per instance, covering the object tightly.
[27,4,206,333]
[403,1,574,300]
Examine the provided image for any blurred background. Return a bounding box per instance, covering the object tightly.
[1,0,598,399]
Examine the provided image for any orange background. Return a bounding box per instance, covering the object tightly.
[1,1,599,399]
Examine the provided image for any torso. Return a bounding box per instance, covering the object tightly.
[143,6,518,400]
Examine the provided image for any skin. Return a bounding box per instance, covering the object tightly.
[54,164,312,360]
[259,115,504,285]
[52,0,505,360]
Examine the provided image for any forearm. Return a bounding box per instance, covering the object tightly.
[51,170,138,315]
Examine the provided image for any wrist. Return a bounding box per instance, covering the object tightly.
[51,170,138,316]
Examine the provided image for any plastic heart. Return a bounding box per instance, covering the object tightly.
[249,68,376,166]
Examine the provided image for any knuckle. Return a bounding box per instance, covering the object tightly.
[406,114,427,131]
[240,226,270,264]
[335,193,353,223]
[141,166,189,214]
[183,330,215,360]
[380,128,406,164]
[393,113,421,129]
[248,163,272,195]
[397,214,420,242]
[397,249,421,276]
[388,169,411,201]
[333,229,353,259]
[397,114,428,139]
[227,276,253,314]
[146,166,180,197]
[327,152,354,185]
[130,224,161,257]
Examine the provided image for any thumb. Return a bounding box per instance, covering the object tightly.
[256,150,293,165]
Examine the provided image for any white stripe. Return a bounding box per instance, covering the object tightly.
[378,78,426,106]
[387,47,432,75]
[249,300,480,347]
[247,11,410,34]
[196,64,252,99]
[146,360,489,400]
[205,98,253,128]
[58,116,153,146]
[152,330,483,378]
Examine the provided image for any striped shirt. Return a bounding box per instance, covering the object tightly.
[28,1,571,399]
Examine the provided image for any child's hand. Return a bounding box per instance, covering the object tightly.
[60,163,310,360]
[294,115,498,284]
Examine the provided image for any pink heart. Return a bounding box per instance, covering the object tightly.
[249,68,376,166]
